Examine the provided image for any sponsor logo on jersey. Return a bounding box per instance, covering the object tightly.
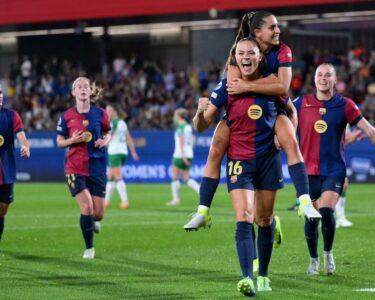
[314,120,328,133]
[83,131,93,142]
[0,135,4,146]
[248,104,263,120]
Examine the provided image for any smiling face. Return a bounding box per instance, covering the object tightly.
[235,39,262,78]
[72,77,92,103]
[254,15,280,49]
[314,64,337,94]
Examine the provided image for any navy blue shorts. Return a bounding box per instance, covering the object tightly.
[308,175,345,201]
[0,184,14,204]
[227,150,284,192]
[66,174,106,197]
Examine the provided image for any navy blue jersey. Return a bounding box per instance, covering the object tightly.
[0,108,24,184]
[264,42,292,76]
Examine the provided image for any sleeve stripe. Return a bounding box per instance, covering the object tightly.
[279,62,292,68]
[350,115,363,126]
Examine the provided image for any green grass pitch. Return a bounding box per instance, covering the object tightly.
[0,183,374,299]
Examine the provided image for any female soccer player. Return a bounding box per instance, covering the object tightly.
[56,77,111,259]
[195,37,283,296]
[104,104,139,209]
[185,10,320,231]
[294,63,375,275]
[0,84,30,241]
[166,108,200,206]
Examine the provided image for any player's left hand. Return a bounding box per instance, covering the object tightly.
[131,151,140,161]
[227,78,248,95]
[20,145,30,158]
[95,138,107,148]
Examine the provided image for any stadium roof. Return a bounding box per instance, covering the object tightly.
[0,0,371,25]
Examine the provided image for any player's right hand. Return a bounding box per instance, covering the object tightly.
[71,130,85,144]
[197,97,210,114]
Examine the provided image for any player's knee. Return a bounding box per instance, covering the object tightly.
[207,145,225,166]
[257,215,273,227]
[0,204,9,217]
[281,135,298,153]
[236,211,254,223]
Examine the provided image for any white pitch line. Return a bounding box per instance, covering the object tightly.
[354,288,375,292]
[6,219,222,231]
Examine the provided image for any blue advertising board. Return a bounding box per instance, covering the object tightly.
[14,131,375,183]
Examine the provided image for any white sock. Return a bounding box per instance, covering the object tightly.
[116,180,128,203]
[187,178,200,193]
[336,197,346,219]
[171,180,181,202]
[299,194,312,203]
[198,205,209,213]
[105,181,116,203]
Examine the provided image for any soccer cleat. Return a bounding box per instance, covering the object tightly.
[166,200,180,206]
[184,211,212,231]
[253,258,259,274]
[324,251,335,275]
[82,247,95,259]
[120,202,130,209]
[237,277,256,297]
[93,221,101,234]
[307,257,320,275]
[273,216,283,249]
[336,217,353,228]
[257,276,272,292]
[298,196,322,220]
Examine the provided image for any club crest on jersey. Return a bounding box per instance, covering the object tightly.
[82,120,89,127]
[83,131,93,142]
[230,175,238,183]
[248,104,263,120]
[314,120,328,134]
[319,108,326,115]
[0,135,4,146]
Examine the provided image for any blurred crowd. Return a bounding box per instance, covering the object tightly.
[1,44,375,132]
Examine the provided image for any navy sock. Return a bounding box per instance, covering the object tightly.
[80,214,94,249]
[199,177,219,208]
[252,225,257,260]
[0,217,4,240]
[288,162,309,197]
[304,219,319,258]
[319,207,336,252]
[257,219,275,276]
[235,222,254,279]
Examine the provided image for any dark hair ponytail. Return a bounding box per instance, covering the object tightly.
[225,11,273,71]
